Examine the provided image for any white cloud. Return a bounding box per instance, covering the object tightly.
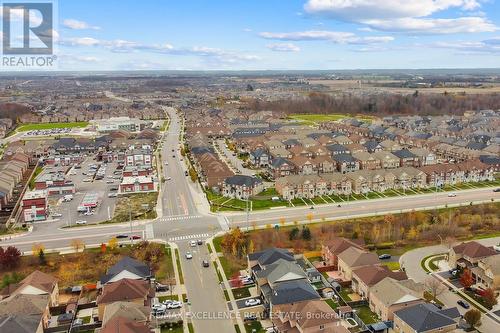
[266,43,301,52]
[303,0,496,34]
[433,37,500,54]
[304,0,481,20]
[58,37,260,64]
[259,30,394,44]
[243,28,253,32]
[365,17,497,34]
[63,19,100,30]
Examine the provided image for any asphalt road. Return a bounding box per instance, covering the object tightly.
[178,241,235,333]
[225,187,500,228]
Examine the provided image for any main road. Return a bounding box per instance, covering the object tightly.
[1,106,499,333]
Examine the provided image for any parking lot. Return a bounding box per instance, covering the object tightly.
[50,156,119,226]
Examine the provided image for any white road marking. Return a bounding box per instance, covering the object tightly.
[168,233,209,242]
[160,215,202,222]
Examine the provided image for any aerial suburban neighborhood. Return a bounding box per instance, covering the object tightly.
[0,1,500,333]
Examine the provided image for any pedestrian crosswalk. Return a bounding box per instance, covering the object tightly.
[145,224,154,240]
[168,233,209,242]
[159,214,202,222]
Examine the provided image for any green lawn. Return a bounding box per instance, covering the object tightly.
[188,323,194,333]
[16,121,88,132]
[288,114,349,125]
[325,298,339,309]
[244,321,265,333]
[160,323,183,333]
[339,288,352,301]
[174,249,184,284]
[382,261,401,271]
[232,286,251,299]
[354,306,379,324]
[158,295,179,302]
[219,256,245,279]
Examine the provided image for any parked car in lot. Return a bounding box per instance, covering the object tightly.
[457,300,470,309]
[185,252,193,259]
[75,220,87,225]
[108,193,118,198]
[245,298,261,307]
[109,187,119,191]
[106,180,114,184]
[51,213,63,217]
[165,300,182,309]
[83,211,94,216]
[378,254,391,260]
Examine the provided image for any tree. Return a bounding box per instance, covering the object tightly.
[464,309,481,328]
[289,227,299,241]
[108,237,118,250]
[32,243,44,256]
[424,277,446,300]
[301,226,311,241]
[70,239,85,252]
[0,246,21,269]
[481,288,497,309]
[248,239,255,254]
[189,167,198,182]
[38,249,46,266]
[460,268,474,289]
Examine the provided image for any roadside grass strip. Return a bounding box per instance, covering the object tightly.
[300,198,309,206]
[319,196,330,204]
[288,200,295,207]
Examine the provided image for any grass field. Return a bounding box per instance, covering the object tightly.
[289,113,374,125]
[16,122,88,132]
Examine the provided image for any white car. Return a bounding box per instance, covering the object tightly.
[51,213,63,217]
[245,298,261,307]
[83,211,94,216]
[185,252,193,259]
[448,193,457,197]
[83,178,92,182]
[108,193,118,198]
[165,301,182,309]
[190,240,197,247]
[75,220,87,225]
[167,177,172,181]
[106,180,114,184]
[165,162,169,165]
[152,303,167,311]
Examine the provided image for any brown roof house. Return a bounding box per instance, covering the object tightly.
[0,270,59,306]
[351,265,407,299]
[337,247,380,281]
[369,277,426,321]
[471,254,500,290]
[321,237,365,269]
[96,278,154,321]
[102,301,150,326]
[100,316,152,333]
[448,241,497,269]
[272,299,349,333]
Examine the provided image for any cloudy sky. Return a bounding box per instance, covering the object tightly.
[5,0,500,70]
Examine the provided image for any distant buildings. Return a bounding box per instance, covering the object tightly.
[91,117,151,133]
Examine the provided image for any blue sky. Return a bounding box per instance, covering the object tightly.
[10,0,500,69]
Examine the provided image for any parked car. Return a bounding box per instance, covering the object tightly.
[378,254,391,260]
[109,187,118,192]
[108,193,118,198]
[185,252,193,259]
[245,298,261,307]
[156,283,169,292]
[152,303,166,311]
[202,260,209,267]
[83,211,94,216]
[75,220,87,225]
[51,213,63,217]
[165,301,182,309]
[244,314,257,321]
[457,300,470,309]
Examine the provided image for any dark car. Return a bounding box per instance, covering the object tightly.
[130,235,141,240]
[115,234,128,239]
[494,188,500,192]
[197,239,203,245]
[156,284,169,292]
[244,314,257,322]
[202,260,209,267]
[378,254,392,260]
[457,300,470,309]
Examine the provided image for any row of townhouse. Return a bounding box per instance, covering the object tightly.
[275,161,493,199]
[0,152,33,209]
[320,238,463,333]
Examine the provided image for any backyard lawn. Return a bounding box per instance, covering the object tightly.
[354,306,379,324]
[232,286,251,299]
[244,321,265,333]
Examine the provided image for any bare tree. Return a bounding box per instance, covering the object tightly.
[425,277,446,300]
[70,239,85,253]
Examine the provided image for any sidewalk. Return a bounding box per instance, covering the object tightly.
[207,236,246,333]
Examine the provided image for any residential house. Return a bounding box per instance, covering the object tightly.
[96,279,154,320]
[326,144,350,156]
[409,148,436,166]
[249,148,270,168]
[380,139,402,152]
[101,301,150,327]
[275,175,326,200]
[364,141,383,153]
[351,265,407,299]
[448,241,497,269]
[100,316,152,333]
[472,254,500,290]
[393,303,460,333]
[100,256,152,285]
[393,149,420,167]
[337,247,380,281]
[248,248,295,278]
[222,175,263,199]
[373,151,400,169]
[321,237,365,269]
[369,277,426,321]
[269,157,296,180]
[290,156,318,175]
[332,154,360,173]
[272,300,348,333]
[352,152,382,170]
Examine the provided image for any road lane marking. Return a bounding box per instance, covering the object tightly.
[168,233,209,242]
[160,215,202,222]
